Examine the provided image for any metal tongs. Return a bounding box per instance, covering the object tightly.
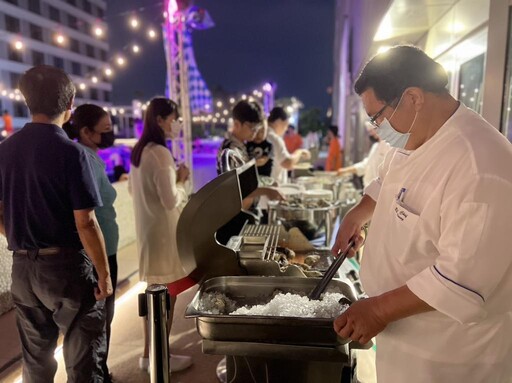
[308,239,355,300]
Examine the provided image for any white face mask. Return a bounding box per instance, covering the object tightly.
[377,93,418,149]
[168,120,182,139]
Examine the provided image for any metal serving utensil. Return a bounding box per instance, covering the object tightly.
[308,239,355,300]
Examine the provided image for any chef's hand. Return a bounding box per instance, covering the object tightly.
[333,296,387,344]
[332,210,365,258]
[177,164,190,183]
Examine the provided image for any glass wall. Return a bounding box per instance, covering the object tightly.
[500,6,512,142]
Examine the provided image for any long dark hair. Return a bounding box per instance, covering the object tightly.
[63,104,108,140]
[130,97,179,167]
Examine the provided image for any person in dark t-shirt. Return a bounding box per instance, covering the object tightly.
[0,65,112,383]
[246,122,273,177]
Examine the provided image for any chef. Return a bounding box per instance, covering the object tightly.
[332,45,512,382]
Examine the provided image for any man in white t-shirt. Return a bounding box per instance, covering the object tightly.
[266,107,310,184]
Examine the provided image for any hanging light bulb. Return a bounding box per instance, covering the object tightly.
[55,34,66,45]
[92,76,98,84]
[14,41,23,50]
[216,101,223,108]
[94,27,104,37]
[116,56,126,66]
[229,97,235,104]
[148,29,157,39]
[79,83,86,90]
[132,44,140,54]
[129,17,139,29]
[104,68,113,77]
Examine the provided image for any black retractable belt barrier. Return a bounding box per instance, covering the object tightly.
[139,284,171,383]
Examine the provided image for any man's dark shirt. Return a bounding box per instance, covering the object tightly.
[246,140,273,177]
[0,123,102,250]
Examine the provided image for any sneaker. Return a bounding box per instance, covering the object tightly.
[138,355,192,373]
[170,354,192,372]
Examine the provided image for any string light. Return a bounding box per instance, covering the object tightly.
[132,45,140,53]
[14,41,23,50]
[216,101,223,108]
[55,34,66,45]
[104,68,113,77]
[241,94,247,100]
[148,29,157,39]
[94,27,104,37]
[229,98,235,104]
[116,56,126,66]
[92,76,98,84]
[130,18,140,29]
[79,83,86,90]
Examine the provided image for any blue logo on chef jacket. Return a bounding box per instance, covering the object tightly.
[395,206,408,221]
[395,187,408,221]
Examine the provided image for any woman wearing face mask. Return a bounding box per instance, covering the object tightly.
[63,104,118,383]
[129,97,193,373]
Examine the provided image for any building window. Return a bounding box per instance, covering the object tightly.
[32,51,45,66]
[96,6,104,19]
[100,49,107,61]
[85,44,95,58]
[49,6,60,22]
[8,46,23,62]
[29,24,43,41]
[90,88,98,100]
[5,0,18,5]
[71,61,81,76]
[76,88,85,99]
[66,0,76,6]
[28,0,41,14]
[67,14,78,30]
[10,72,21,89]
[103,90,111,102]
[5,15,20,33]
[53,56,64,69]
[70,38,80,54]
[14,101,28,118]
[83,0,91,13]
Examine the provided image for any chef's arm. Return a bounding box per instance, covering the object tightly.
[376,285,434,322]
[332,194,376,255]
[0,201,5,236]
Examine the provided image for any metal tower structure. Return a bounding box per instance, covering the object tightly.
[163,0,194,189]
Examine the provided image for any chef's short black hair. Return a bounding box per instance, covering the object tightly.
[19,65,75,119]
[232,100,264,124]
[354,45,448,105]
[268,107,289,123]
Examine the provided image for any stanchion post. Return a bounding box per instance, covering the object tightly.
[138,284,171,383]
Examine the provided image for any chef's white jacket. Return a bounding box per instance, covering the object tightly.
[361,104,512,382]
[129,143,188,284]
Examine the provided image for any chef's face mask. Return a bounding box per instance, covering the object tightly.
[377,92,418,149]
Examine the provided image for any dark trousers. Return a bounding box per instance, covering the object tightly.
[11,250,106,383]
[102,254,118,381]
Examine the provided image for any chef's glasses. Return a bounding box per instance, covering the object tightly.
[368,104,388,128]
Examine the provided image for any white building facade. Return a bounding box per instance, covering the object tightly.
[0,0,111,128]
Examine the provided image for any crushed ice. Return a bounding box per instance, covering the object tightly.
[198,291,349,318]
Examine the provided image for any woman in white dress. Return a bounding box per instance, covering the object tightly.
[129,97,194,372]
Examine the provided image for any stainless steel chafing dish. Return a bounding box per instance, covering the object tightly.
[185,276,358,347]
[177,161,367,382]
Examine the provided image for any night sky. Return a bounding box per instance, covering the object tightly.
[107,0,335,111]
